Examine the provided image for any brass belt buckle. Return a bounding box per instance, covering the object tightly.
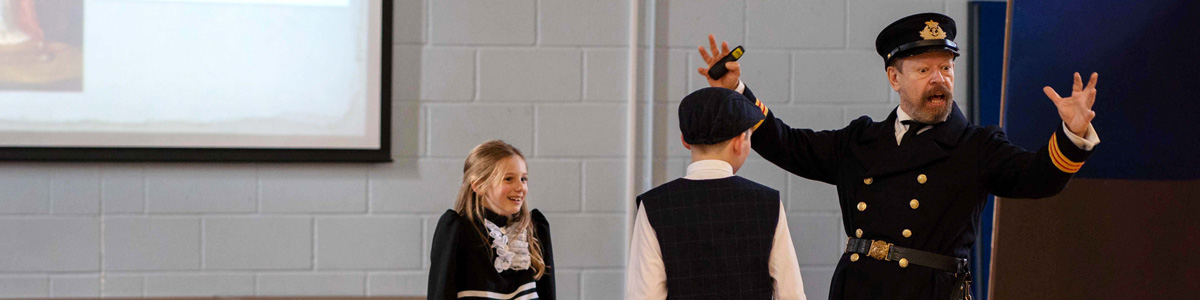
[868,240,892,261]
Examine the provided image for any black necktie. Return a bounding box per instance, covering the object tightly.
[900,120,932,144]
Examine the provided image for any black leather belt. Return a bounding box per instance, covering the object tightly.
[845,238,968,274]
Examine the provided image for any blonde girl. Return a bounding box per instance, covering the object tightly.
[428,140,554,300]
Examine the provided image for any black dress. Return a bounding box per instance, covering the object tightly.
[428,209,555,300]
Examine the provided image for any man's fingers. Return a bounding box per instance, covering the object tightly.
[1085,72,1098,91]
[1085,73,1098,108]
[1043,86,1064,104]
[1073,72,1083,92]
[708,34,719,59]
[698,45,712,62]
[726,62,740,74]
[698,67,708,77]
[721,41,730,56]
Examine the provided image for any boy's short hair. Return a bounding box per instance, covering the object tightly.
[678,87,767,146]
[689,128,751,154]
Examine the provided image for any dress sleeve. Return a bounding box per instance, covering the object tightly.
[428,209,462,300]
[531,209,556,300]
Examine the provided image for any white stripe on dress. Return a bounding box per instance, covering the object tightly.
[457,281,537,299]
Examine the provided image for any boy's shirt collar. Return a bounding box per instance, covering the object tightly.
[684,159,734,180]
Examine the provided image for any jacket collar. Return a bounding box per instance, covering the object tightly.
[853,103,969,178]
[857,103,967,148]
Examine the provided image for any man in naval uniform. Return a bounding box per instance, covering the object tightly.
[695,12,1101,299]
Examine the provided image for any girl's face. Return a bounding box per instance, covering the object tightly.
[482,155,527,216]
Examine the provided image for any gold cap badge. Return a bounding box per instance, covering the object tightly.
[919,20,947,40]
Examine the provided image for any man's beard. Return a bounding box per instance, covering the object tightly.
[908,83,953,123]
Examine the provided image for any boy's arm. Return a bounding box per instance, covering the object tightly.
[626,202,667,300]
[768,202,807,300]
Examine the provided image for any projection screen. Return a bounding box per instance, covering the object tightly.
[0,0,391,161]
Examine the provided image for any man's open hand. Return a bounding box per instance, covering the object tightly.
[1043,72,1098,136]
[697,34,740,90]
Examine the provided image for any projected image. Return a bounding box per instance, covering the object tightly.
[0,0,84,92]
[0,0,386,161]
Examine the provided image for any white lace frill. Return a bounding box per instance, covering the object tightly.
[483,219,531,273]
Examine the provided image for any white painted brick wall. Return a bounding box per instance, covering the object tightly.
[554,270,582,300]
[143,274,254,297]
[746,0,846,49]
[429,0,535,45]
[793,51,892,103]
[526,160,583,212]
[0,0,974,299]
[256,273,365,296]
[260,165,369,213]
[315,217,422,270]
[0,218,98,272]
[103,217,201,271]
[145,166,257,213]
[204,217,313,270]
[0,277,48,298]
[479,49,583,102]
[99,275,142,297]
[427,105,536,155]
[50,275,101,298]
[541,0,630,46]
[366,272,426,296]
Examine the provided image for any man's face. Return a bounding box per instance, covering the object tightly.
[888,51,956,123]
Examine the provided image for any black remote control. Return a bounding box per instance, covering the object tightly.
[707,46,744,80]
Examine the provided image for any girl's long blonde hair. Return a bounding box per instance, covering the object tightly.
[454,140,546,279]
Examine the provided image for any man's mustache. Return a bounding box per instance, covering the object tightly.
[922,84,952,100]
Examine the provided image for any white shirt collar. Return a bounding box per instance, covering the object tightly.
[684,159,734,180]
[894,105,933,144]
[895,105,913,123]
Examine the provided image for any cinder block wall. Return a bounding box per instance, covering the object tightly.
[0,0,970,299]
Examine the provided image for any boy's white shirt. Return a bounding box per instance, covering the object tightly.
[625,159,807,300]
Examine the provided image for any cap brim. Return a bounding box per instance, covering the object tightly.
[885,39,959,66]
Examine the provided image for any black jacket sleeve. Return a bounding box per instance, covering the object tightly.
[428,210,462,300]
[980,125,1095,198]
[531,209,556,300]
[745,86,852,184]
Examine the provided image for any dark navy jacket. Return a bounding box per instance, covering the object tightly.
[744,86,1093,299]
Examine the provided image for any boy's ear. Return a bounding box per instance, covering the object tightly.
[728,132,746,155]
[681,135,691,150]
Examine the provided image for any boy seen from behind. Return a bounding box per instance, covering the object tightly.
[625,87,807,300]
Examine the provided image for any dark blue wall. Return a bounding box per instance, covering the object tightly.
[1005,0,1200,180]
